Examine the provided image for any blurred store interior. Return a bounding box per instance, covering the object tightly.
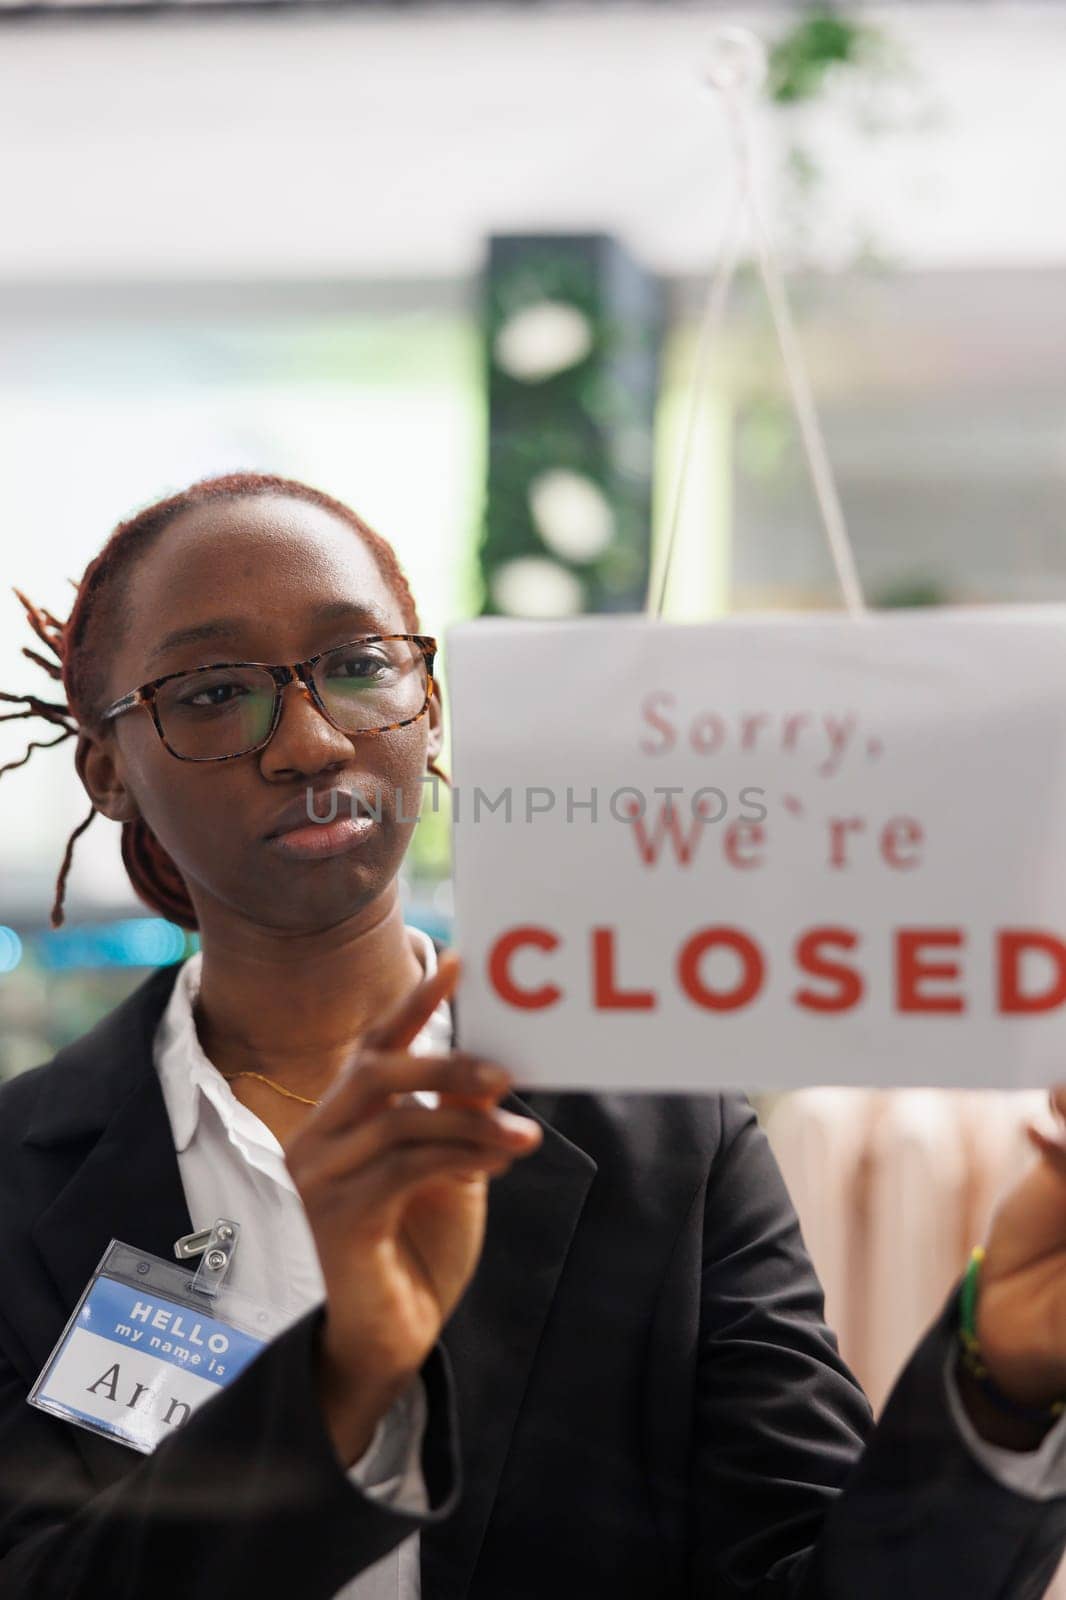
[1,0,1065,1437]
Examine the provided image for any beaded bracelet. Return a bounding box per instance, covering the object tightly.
[958,1245,1066,1426]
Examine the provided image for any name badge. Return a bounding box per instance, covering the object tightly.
[29,1238,287,1454]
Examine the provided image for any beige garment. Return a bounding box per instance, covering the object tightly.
[765,1082,1066,1557]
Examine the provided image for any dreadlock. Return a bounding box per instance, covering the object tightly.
[4,472,421,931]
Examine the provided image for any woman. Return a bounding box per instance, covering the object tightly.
[1,470,1066,1600]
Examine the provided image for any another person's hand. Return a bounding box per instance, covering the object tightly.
[285,951,542,1463]
[967,1087,1066,1429]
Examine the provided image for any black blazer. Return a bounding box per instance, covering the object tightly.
[0,959,1064,1599]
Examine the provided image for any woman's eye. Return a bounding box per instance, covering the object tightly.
[183,682,244,709]
[331,652,390,681]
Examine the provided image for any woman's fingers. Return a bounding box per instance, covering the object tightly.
[318,1049,513,1132]
[314,1101,541,1184]
[361,950,462,1054]
[346,1140,518,1219]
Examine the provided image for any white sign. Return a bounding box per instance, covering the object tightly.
[446,610,1066,1092]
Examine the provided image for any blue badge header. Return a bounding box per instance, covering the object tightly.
[80,1274,266,1386]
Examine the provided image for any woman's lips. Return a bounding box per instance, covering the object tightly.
[264,813,374,861]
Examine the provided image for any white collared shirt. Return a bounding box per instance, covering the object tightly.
[153,928,445,1600]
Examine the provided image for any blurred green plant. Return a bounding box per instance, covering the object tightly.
[731,2,935,502]
[716,6,944,610]
[766,9,880,106]
[764,3,934,269]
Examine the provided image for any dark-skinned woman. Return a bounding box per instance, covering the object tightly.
[1,471,1066,1600]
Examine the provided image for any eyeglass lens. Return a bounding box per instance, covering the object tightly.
[154,639,429,759]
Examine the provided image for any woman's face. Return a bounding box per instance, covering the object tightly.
[78,494,442,935]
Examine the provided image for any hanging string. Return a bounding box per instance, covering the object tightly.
[651,177,746,619]
[649,25,866,620]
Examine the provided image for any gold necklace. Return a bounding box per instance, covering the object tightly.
[221,1070,322,1108]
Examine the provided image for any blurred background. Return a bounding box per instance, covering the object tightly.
[1,0,1065,1443]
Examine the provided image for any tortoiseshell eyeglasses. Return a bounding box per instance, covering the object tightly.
[98,634,438,762]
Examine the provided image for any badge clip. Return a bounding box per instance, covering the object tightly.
[173,1217,240,1301]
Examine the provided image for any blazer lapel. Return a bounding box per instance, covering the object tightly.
[27,962,193,1323]
[30,1074,194,1322]
[420,1086,598,1598]
[25,962,194,1483]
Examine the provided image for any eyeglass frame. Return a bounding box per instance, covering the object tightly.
[97,633,439,762]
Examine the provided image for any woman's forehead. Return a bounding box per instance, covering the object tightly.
[121,496,405,673]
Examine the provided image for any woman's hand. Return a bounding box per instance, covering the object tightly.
[968,1088,1066,1425]
[284,951,542,1463]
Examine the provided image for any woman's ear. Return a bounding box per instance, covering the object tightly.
[427,678,445,763]
[75,729,139,825]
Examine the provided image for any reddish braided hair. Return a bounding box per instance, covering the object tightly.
[4,472,420,931]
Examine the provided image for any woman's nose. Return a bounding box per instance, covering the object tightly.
[258,679,354,777]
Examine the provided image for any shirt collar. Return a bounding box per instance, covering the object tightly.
[153,925,453,1157]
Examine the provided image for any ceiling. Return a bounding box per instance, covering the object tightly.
[0,4,1062,283]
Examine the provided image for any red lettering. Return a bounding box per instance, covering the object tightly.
[998,930,1066,1013]
[488,926,562,1010]
[591,928,656,1010]
[639,691,676,755]
[881,816,923,870]
[896,929,965,1014]
[486,922,1066,1020]
[678,928,764,1012]
[827,816,865,869]
[793,927,864,1012]
[629,801,706,867]
[724,820,765,869]
[689,713,726,755]
[782,713,809,751]
[740,713,769,750]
